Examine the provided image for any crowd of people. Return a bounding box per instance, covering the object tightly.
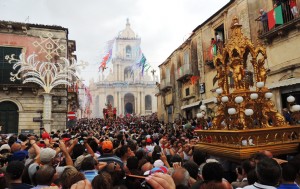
[0,114,300,189]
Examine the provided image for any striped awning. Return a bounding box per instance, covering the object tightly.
[202,97,216,104]
[181,100,201,110]
[268,78,300,89]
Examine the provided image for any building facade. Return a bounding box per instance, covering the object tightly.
[0,21,77,134]
[89,20,158,118]
[158,0,300,123]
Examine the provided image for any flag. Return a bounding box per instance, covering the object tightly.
[210,45,217,59]
[268,5,283,30]
[190,76,199,85]
[99,38,115,72]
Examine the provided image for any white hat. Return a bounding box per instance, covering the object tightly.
[206,158,219,163]
[153,160,164,168]
[40,148,56,163]
[0,144,10,152]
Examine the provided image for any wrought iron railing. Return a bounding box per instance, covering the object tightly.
[256,0,296,35]
[176,64,193,79]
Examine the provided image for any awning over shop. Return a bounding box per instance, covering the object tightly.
[268,78,300,89]
[181,100,201,110]
[202,97,216,104]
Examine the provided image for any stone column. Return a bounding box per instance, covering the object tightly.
[121,97,124,114]
[135,97,137,114]
[141,91,145,115]
[42,93,53,132]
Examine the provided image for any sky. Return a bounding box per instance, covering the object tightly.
[0,0,229,85]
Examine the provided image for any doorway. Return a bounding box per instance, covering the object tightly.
[124,93,135,114]
[125,103,133,114]
[0,101,19,134]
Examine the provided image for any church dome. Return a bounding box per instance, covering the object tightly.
[118,19,136,39]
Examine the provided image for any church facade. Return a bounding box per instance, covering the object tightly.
[89,20,158,118]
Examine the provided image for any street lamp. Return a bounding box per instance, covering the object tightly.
[6,32,86,132]
[287,95,300,124]
[197,105,208,129]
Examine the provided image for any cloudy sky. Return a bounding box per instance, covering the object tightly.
[0,0,229,85]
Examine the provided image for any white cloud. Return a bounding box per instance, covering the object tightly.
[0,0,229,84]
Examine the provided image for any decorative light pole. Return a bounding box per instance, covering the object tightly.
[6,32,86,132]
[287,95,300,124]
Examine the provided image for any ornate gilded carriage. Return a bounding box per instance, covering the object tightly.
[103,103,117,120]
[196,17,300,162]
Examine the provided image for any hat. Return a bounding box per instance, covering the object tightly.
[150,166,168,174]
[11,151,28,161]
[153,160,164,168]
[74,154,91,170]
[0,144,10,152]
[62,138,71,142]
[102,140,113,152]
[146,138,152,144]
[40,148,56,163]
[42,132,50,140]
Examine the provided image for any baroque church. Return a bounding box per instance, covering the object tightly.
[89,19,158,118]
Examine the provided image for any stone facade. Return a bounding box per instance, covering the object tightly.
[0,21,76,134]
[158,0,300,123]
[89,20,158,118]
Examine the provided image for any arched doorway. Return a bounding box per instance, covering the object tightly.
[0,101,19,133]
[125,103,133,114]
[124,93,135,114]
[145,95,152,114]
[106,95,114,107]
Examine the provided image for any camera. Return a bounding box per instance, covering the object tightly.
[53,142,60,148]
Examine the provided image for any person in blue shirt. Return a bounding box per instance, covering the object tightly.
[277,162,300,189]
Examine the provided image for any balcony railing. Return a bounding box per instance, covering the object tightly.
[256,1,300,39]
[203,43,224,69]
[176,64,193,80]
[160,78,172,91]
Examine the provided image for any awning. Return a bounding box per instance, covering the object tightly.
[181,100,201,110]
[268,78,300,89]
[202,97,216,104]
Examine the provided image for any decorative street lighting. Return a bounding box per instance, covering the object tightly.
[287,95,300,124]
[6,32,86,132]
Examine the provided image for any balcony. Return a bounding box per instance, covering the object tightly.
[160,78,172,91]
[176,64,193,81]
[257,1,300,42]
[203,42,224,69]
[203,48,214,69]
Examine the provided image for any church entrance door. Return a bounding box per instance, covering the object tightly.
[0,101,19,134]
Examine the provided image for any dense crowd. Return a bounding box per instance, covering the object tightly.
[0,114,300,189]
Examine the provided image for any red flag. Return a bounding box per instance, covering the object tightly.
[190,76,199,85]
[268,9,275,30]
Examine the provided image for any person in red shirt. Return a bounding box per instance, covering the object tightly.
[290,0,299,18]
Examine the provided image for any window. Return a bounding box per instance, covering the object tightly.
[185,88,190,96]
[126,45,132,58]
[145,95,152,110]
[106,95,114,107]
[184,51,189,65]
[124,66,133,81]
[166,68,170,82]
[0,47,22,84]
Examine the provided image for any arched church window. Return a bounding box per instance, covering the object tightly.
[124,66,133,81]
[145,95,152,111]
[126,45,132,58]
[106,95,114,107]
